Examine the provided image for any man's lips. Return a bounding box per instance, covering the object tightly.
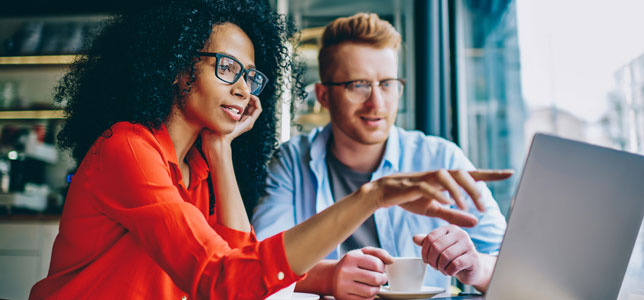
[359,116,387,128]
[360,116,385,121]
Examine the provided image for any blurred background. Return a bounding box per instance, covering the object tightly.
[0,0,642,299]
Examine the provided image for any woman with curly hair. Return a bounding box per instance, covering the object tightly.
[29,0,510,299]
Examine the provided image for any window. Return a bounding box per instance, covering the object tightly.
[455,0,644,297]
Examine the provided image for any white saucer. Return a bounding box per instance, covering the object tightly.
[290,292,320,299]
[377,286,445,299]
[267,292,319,299]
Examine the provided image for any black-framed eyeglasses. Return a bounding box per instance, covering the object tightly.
[322,79,406,103]
[197,52,269,96]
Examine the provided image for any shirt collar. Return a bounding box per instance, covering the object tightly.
[152,123,179,167]
[380,126,400,173]
[309,125,333,165]
[185,147,210,184]
[152,124,210,185]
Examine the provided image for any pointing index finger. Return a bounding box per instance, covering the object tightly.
[468,169,514,182]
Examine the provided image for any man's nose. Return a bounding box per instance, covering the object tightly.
[364,84,386,109]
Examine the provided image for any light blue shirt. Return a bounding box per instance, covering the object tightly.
[251,125,506,289]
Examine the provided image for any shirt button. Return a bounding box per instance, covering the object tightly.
[181,296,187,300]
[277,271,285,280]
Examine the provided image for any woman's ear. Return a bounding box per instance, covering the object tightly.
[173,73,187,95]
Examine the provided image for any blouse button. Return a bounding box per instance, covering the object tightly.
[277,271,285,280]
[181,296,187,300]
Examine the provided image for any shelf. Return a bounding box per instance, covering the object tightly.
[300,27,324,42]
[0,192,47,212]
[0,214,60,221]
[295,112,330,126]
[0,55,80,65]
[0,110,64,120]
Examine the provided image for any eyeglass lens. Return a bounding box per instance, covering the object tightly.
[346,80,403,102]
[215,55,266,96]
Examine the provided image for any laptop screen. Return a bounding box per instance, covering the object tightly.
[484,134,644,300]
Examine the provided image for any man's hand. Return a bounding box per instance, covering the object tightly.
[412,225,495,292]
[282,170,509,278]
[364,169,513,227]
[332,247,394,300]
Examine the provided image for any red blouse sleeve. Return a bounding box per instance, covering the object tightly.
[87,127,304,299]
[213,223,258,249]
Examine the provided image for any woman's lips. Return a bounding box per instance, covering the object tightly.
[221,105,242,121]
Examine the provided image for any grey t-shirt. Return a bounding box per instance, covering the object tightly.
[326,148,381,255]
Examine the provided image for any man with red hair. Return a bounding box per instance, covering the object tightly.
[253,13,506,299]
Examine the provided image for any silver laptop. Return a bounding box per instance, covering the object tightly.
[458,133,644,300]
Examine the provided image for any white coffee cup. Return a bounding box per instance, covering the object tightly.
[266,282,296,299]
[385,257,427,291]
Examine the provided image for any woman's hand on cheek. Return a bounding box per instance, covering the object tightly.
[227,95,262,142]
[200,95,262,158]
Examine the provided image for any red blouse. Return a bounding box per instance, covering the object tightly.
[29,122,303,299]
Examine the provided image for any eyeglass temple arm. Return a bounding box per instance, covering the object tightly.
[321,81,354,87]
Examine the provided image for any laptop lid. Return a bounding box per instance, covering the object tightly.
[484,133,644,300]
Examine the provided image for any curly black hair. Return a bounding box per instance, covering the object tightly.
[55,0,303,216]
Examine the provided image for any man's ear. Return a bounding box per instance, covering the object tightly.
[315,83,330,109]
